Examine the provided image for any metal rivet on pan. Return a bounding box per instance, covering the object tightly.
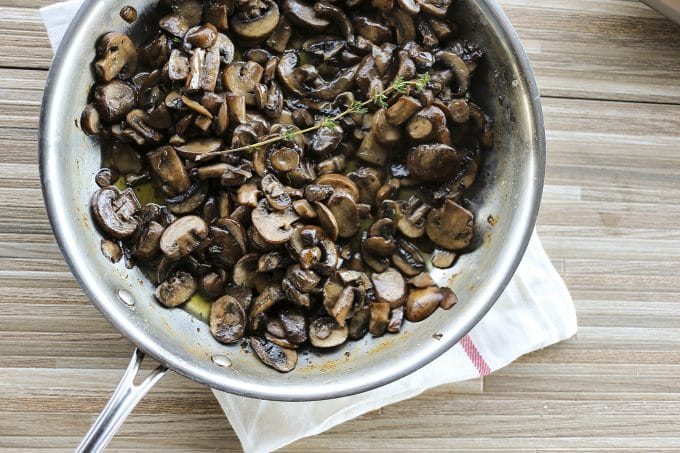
[212,355,232,368]
[117,289,135,306]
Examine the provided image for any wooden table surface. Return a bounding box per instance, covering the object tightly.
[2,0,680,451]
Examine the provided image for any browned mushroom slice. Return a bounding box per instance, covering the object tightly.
[313,2,354,44]
[225,92,247,125]
[258,250,288,272]
[231,0,280,42]
[292,199,317,219]
[155,271,196,308]
[148,146,192,196]
[348,306,370,340]
[167,49,190,81]
[440,287,458,310]
[388,8,416,45]
[278,308,308,345]
[309,126,343,155]
[385,95,421,126]
[406,105,447,141]
[426,199,473,250]
[405,286,442,321]
[287,225,337,276]
[265,17,293,52]
[431,248,456,268]
[236,182,260,208]
[110,142,142,175]
[131,221,164,261]
[406,274,434,290]
[175,138,222,161]
[126,109,164,144]
[261,174,292,211]
[372,109,402,145]
[427,17,453,40]
[356,132,389,166]
[203,2,231,31]
[316,173,359,202]
[327,194,359,239]
[387,305,405,333]
[94,80,136,122]
[363,236,396,257]
[224,61,264,97]
[309,317,348,348]
[250,336,297,372]
[316,155,346,176]
[396,196,430,238]
[436,50,470,95]
[268,146,300,173]
[282,0,330,31]
[159,14,190,37]
[232,253,261,288]
[251,199,300,245]
[166,183,207,215]
[159,215,209,260]
[311,192,343,231]
[362,248,390,273]
[91,187,140,239]
[185,23,218,48]
[210,295,246,344]
[447,99,470,124]
[100,239,122,263]
[302,35,346,61]
[249,284,286,325]
[81,104,101,135]
[209,220,247,265]
[95,33,138,81]
[369,302,391,336]
[352,15,392,45]
[304,184,334,203]
[391,239,425,276]
[308,65,359,101]
[371,267,407,308]
[406,143,461,183]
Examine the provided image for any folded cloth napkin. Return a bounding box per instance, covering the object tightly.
[42,2,578,451]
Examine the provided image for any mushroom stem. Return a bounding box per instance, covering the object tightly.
[195,72,431,161]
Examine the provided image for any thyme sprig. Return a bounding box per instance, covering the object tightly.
[195,73,430,161]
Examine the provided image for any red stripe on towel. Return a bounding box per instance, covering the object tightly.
[460,335,491,376]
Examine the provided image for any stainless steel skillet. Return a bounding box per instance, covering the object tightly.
[39,0,545,450]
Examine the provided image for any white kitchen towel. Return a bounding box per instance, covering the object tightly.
[41,2,578,451]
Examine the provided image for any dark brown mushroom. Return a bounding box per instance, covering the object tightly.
[231,0,280,42]
[369,302,391,336]
[148,146,192,196]
[406,143,461,183]
[166,183,208,215]
[309,317,348,348]
[372,109,402,145]
[95,33,138,81]
[210,295,247,344]
[391,239,425,276]
[388,8,416,45]
[309,126,343,155]
[258,250,288,272]
[327,194,359,239]
[363,236,396,257]
[119,5,138,23]
[436,50,470,95]
[371,267,407,308]
[94,80,136,122]
[175,137,222,161]
[440,287,458,310]
[209,220,247,265]
[155,271,196,307]
[232,253,261,288]
[292,199,317,219]
[159,14,191,37]
[308,65,359,101]
[224,61,264,97]
[348,306,370,340]
[396,196,430,238]
[348,167,384,206]
[266,17,293,52]
[313,2,354,44]
[186,23,218,48]
[251,199,300,244]
[425,199,473,250]
[405,286,442,321]
[261,174,292,211]
[352,15,392,45]
[126,109,164,144]
[431,248,456,268]
[203,1,232,31]
[356,132,389,166]
[447,99,470,124]
[250,336,297,372]
[406,105,447,141]
[385,95,421,126]
[282,0,330,31]
[314,201,339,241]
[159,215,209,260]
[81,104,102,135]
[315,174,359,202]
[111,142,142,175]
[225,92,247,124]
[91,187,140,239]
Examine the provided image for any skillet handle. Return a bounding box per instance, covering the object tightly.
[76,348,168,452]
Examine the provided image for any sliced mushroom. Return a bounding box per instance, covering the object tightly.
[436,50,470,95]
[225,92,247,124]
[232,253,261,288]
[186,23,218,48]
[110,142,142,175]
[175,138,222,161]
[425,199,473,250]
[261,174,292,211]
[387,305,404,333]
[100,239,122,263]
[91,187,140,239]
[258,250,288,272]
[406,105,447,141]
[159,14,191,37]
[166,183,208,215]
[325,285,354,325]
[356,132,389,166]
[372,109,402,145]
[308,65,359,101]
[236,182,260,207]
[304,184,334,203]
[94,80,136,122]
[224,60,264,97]
[363,236,396,257]
[148,146,192,196]
[314,201,339,241]
[407,272,436,288]
[266,17,293,52]
[278,308,308,344]
[371,267,407,308]
[95,33,138,81]
[327,194,359,239]
[352,15,392,45]
[251,199,300,244]
[405,286,442,321]
[155,271,196,307]
[388,8,416,45]
[313,2,354,44]
[250,336,297,372]
[309,317,348,348]
[369,302,391,336]
[159,215,209,260]
[231,0,280,42]
[81,104,101,135]
[362,248,390,273]
[282,0,330,31]
[287,225,338,276]
[396,196,430,238]
[431,248,456,268]
[406,143,461,183]
[293,199,317,219]
[210,295,246,343]
[203,2,231,31]
[440,287,458,310]
[309,126,343,155]
[315,174,359,202]
[384,95,421,126]
[391,239,425,276]
[209,220,247,265]
[126,109,164,144]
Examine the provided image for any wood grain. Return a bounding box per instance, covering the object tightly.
[1,0,680,451]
